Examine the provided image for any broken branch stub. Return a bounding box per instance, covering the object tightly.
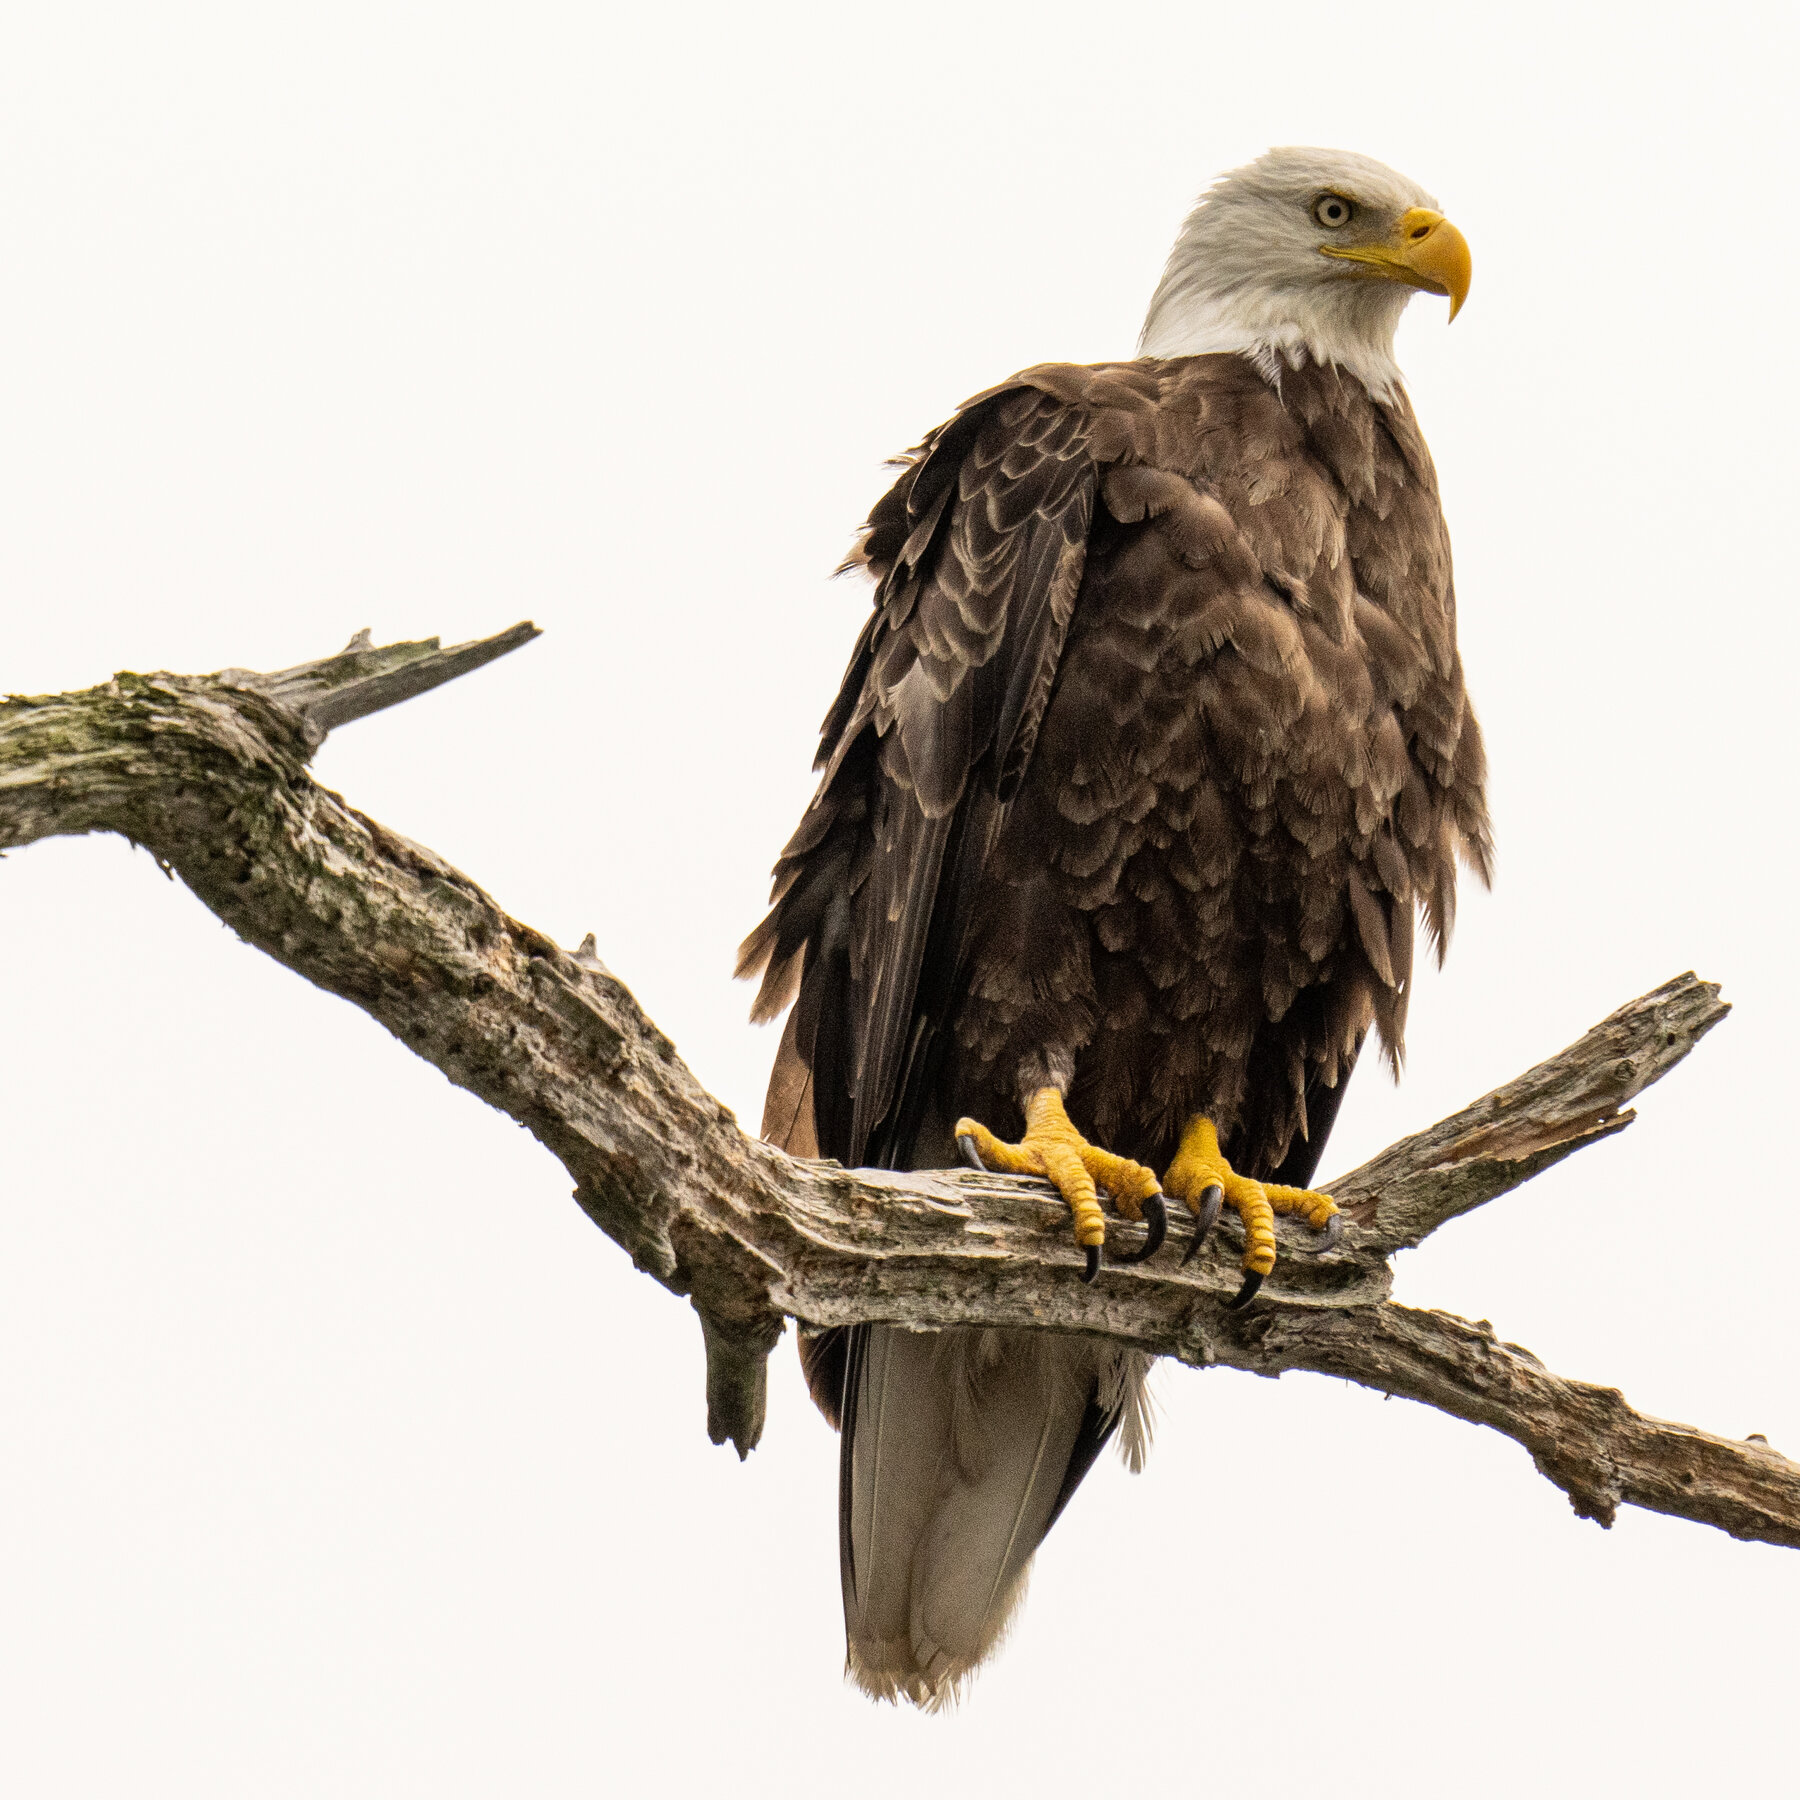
[218,620,542,747]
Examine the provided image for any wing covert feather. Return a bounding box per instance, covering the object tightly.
[739,380,1100,1167]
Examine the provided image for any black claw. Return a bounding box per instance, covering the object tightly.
[1083,1244,1102,1284]
[1180,1183,1225,1266]
[1315,1212,1344,1252]
[1227,1269,1264,1311]
[1111,1190,1167,1265]
[1196,1183,1224,1242]
[957,1134,986,1173]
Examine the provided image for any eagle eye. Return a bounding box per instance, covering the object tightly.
[1312,193,1354,229]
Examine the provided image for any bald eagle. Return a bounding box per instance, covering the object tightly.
[739,147,1491,1707]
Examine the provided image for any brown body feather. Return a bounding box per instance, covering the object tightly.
[745,354,1489,1178]
[741,352,1491,1703]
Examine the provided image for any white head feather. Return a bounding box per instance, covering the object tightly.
[1139,147,1443,401]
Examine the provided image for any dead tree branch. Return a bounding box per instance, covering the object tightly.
[2,626,1788,1549]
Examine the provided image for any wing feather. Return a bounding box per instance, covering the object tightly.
[740,379,1100,1168]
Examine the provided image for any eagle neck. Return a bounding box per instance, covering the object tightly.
[1137,273,1411,403]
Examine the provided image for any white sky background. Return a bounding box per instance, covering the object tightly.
[2,0,1796,1792]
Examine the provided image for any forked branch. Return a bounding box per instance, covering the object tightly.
[1,626,1788,1548]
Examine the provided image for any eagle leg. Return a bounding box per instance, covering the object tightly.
[956,1088,1164,1284]
[1163,1116,1338,1309]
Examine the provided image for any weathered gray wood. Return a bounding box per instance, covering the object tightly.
[220,620,541,746]
[1,626,1789,1538]
[1240,1304,1800,1547]
[1332,972,1730,1250]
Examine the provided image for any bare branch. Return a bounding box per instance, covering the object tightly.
[1334,972,1731,1251]
[1247,1305,1800,1548]
[1,628,1789,1541]
[219,620,541,746]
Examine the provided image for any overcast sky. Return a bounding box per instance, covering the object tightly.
[3,2,1797,1794]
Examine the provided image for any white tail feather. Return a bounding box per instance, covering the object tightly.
[1103,1349,1157,1474]
[842,1325,1151,1708]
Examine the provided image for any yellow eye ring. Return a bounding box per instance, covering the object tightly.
[1312,193,1353,229]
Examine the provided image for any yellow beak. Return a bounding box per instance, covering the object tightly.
[1320,207,1472,321]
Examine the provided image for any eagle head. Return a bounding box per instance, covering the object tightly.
[1138,147,1471,399]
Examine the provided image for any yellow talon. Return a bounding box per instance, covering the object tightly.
[955,1089,1162,1275]
[1163,1116,1337,1300]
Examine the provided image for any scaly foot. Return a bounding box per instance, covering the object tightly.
[955,1089,1166,1283]
[1163,1117,1340,1309]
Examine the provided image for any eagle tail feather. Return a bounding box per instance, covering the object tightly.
[840,1322,1146,1708]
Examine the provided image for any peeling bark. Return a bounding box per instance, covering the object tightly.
[2,626,1788,1549]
